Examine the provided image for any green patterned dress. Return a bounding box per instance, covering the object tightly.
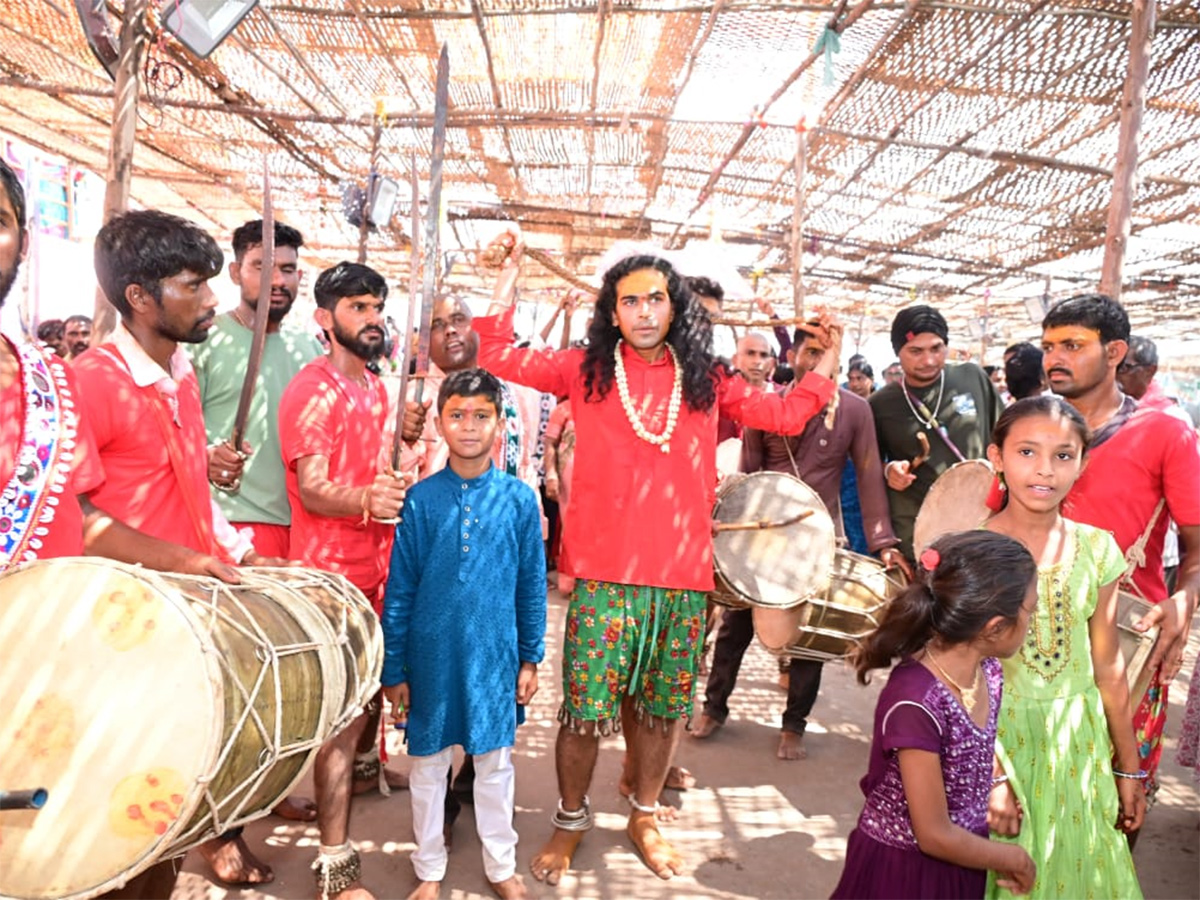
[986,522,1141,900]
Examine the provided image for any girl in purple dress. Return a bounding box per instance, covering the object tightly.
[832,530,1039,899]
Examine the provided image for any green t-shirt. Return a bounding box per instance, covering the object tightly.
[190,314,323,526]
[868,362,1002,559]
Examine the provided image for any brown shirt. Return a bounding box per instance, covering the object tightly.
[741,385,898,553]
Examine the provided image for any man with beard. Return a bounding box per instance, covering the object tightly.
[1041,293,1199,812]
[868,305,1002,560]
[63,313,92,359]
[279,261,413,900]
[73,209,280,889]
[478,241,841,885]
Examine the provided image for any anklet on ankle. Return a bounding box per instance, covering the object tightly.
[313,842,361,900]
[551,795,593,831]
[625,793,658,815]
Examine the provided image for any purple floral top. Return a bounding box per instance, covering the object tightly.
[857,656,1002,848]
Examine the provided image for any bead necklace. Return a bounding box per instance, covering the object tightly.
[613,339,682,454]
[925,649,981,714]
[901,370,946,429]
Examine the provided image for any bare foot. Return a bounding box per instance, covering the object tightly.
[529,828,584,886]
[198,834,273,885]
[663,765,696,791]
[353,766,410,795]
[690,714,722,739]
[626,812,684,880]
[329,886,374,900]
[406,880,440,900]
[273,794,318,821]
[777,731,807,760]
[489,874,529,899]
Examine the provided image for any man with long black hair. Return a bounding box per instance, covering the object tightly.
[476,233,842,885]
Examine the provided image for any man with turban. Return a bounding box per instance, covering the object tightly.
[868,305,1002,559]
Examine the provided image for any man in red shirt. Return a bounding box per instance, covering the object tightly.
[478,236,841,885]
[1042,293,1199,805]
[279,261,416,900]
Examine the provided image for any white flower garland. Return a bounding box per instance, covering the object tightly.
[613,339,682,453]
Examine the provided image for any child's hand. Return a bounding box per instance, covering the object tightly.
[987,781,1023,837]
[994,845,1036,895]
[1115,775,1146,833]
[516,662,538,705]
[383,683,409,725]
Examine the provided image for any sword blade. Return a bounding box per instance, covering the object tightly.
[414,43,449,405]
[231,159,274,450]
[391,151,423,472]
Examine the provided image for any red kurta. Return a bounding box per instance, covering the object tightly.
[73,332,219,556]
[475,308,837,591]
[1062,403,1200,602]
[278,357,393,598]
[1,337,104,566]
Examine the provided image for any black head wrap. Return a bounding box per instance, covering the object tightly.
[891,305,949,355]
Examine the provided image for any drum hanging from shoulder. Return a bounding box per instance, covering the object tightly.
[1116,590,1160,702]
[710,471,835,610]
[912,459,994,555]
[754,549,909,661]
[0,559,381,900]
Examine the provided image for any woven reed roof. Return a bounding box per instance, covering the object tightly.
[1,0,1197,349]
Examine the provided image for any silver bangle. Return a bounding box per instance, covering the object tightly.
[1113,768,1149,780]
[990,774,1009,787]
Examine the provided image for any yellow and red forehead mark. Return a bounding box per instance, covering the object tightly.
[615,268,668,299]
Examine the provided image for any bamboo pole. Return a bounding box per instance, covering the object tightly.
[1100,0,1157,299]
[93,0,150,343]
[791,125,808,320]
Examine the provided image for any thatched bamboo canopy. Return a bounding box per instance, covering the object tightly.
[1,0,1197,347]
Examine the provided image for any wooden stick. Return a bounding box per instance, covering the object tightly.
[911,432,931,470]
[714,508,816,532]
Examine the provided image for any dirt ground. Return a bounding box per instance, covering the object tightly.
[170,590,1200,900]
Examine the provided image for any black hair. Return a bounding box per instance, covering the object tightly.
[64,314,92,327]
[1004,342,1045,401]
[992,394,1090,454]
[232,219,305,261]
[849,359,874,380]
[93,210,223,317]
[683,275,723,304]
[312,261,388,311]
[0,158,26,232]
[37,319,64,341]
[581,255,720,413]
[1124,335,1157,368]
[853,530,1035,683]
[1042,292,1130,345]
[437,367,503,414]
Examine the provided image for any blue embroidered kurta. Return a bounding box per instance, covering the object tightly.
[382,464,547,756]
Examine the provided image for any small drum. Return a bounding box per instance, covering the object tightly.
[754,549,908,661]
[912,459,994,555]
[0,559,382,900]
[1117,590,1160,702]
[711,471,835,609]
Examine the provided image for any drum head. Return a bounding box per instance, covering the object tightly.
[0,559,222,900]
[712,471,835,608]
[912,459,994,555]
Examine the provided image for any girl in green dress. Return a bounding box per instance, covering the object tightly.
[983,396,1144,899]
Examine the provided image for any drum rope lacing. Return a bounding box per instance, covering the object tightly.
[613,339,682,453]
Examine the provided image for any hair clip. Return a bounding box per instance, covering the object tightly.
[919,547,940,571]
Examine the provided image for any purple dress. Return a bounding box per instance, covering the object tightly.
[832,657,1002,899]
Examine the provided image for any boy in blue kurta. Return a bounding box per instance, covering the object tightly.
[383,368,547,900]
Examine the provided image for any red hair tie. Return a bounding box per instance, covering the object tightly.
[919,547,940,571]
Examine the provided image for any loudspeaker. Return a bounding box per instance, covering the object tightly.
[161,0,259,59]
[73,0,118,80]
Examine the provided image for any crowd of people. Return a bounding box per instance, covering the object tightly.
[1,153,1198,900]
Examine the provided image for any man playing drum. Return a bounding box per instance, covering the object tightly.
[869,305,1003,560]
[1041,293,1199,815]
[693,322,909,759]
[476,234,842,885]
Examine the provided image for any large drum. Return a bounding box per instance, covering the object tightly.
[0,559,382,900]
[911,459,994,555]
[754,549,908,661]
[711,472,835,610]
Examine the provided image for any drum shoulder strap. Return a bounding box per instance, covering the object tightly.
[1120,497,1167,598]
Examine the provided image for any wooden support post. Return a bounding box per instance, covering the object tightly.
[93,0,150,342]
[1100,0,1157,299]
[791,125,808,320]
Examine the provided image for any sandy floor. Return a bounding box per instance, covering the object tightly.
[171,589,1200,900]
